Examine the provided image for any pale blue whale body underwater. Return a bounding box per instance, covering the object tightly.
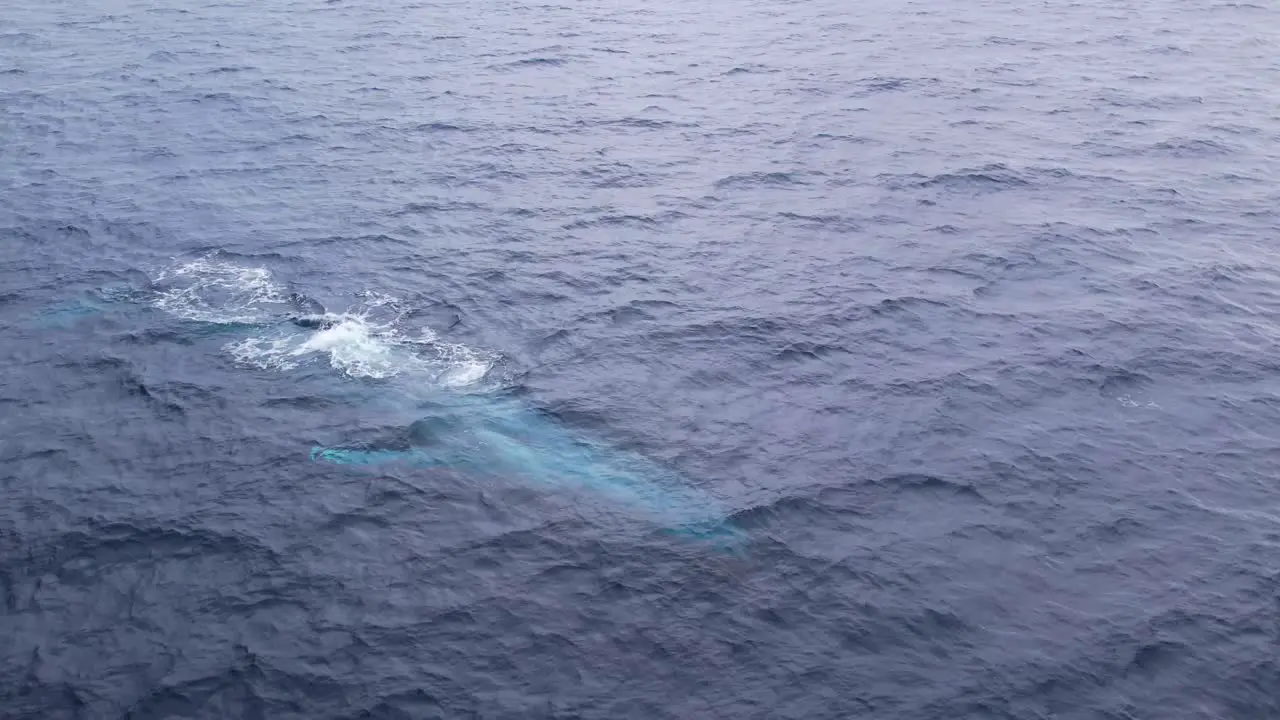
[41,282,745,548]
[311,391,745,547]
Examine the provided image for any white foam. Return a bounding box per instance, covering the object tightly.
[225,334,304,371]
[224,311,494,385]
[151,255,289,324]
[149,255,495,388]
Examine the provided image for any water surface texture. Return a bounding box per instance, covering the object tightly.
[3,0,1280,717]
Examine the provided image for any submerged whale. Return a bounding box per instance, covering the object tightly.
[311,392,744,547]
[40,263,744,547]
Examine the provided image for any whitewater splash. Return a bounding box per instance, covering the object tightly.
[147,255,496,385]
[225,314,493,384]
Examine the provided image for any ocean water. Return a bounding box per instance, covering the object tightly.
[3,0,1279,717]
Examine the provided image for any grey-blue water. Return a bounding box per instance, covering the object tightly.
[3,0,1279,717]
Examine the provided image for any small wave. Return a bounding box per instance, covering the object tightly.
[410,121,469,133]
[813,133,875,144]
[563,212,683,230]
[393,200,484,216]
[775,342,849,362]
[1145,45,1192,56]
[1098,368,1151,397]
[576,162,656,189]
[723,64,776,75]
[854,76,928,95]
[192,92,235,103]
[714,172,806,189]
[776,211,863,233]
[1149,138,1234,157]
[501,57,568,69]
[914,164,1031,191]
[593,117,679,130]
[872,473,986,501]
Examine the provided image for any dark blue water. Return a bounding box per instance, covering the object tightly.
[4,0,1280,717]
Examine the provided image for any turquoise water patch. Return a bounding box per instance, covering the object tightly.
[32,297,106,328]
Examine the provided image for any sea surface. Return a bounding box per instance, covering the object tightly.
[3,0,1279,717]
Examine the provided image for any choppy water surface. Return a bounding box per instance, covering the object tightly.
[3,0,1280,717]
